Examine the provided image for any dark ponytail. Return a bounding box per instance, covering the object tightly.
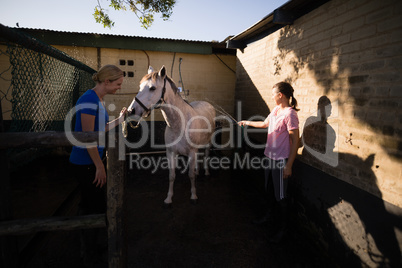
[290,95,299,111]
[274,82,299,111]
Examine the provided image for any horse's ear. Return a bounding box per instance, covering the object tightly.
[159,66,167,79]
[148,66,154,74]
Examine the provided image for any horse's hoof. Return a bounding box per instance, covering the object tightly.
[190,199,198,205]
[163,202,172,209]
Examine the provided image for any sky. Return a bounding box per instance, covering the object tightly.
[0,0,289,42]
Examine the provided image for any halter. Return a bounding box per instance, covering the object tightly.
[125,78,167,130]
[134,78,167,116]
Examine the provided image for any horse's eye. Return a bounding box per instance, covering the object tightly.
[149,86,156,91]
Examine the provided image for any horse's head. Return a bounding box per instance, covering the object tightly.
[127,65,167,118]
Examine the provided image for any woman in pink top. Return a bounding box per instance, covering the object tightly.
[238,81,300,243]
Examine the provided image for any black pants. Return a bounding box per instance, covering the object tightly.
[71,163,106,215]
[264,157,289,202]
[71,162,107,261]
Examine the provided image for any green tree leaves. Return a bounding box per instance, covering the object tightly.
[93,0,176,29]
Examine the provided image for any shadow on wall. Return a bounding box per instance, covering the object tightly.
[275,25,402,161]
[300,96,402,267]
[233,22,402,265]
[234,60,270,143]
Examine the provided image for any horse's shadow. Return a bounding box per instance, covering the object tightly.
[299,96,402,267]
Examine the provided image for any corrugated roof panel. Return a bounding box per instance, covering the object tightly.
[228,0,330,48]
[13,27,233,55]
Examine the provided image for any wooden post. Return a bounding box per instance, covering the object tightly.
[0,100,18,268]
[107,131,127,268]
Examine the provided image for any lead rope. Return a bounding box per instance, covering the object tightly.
[121,107,142,138]
[122,108,128,138]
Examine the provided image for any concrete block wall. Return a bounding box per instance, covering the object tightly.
[55,46,236,122]
[235,0,402,265]
[236,0,402,207]
[0,45,12,120]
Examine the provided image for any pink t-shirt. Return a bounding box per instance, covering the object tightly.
[264,106,299,160]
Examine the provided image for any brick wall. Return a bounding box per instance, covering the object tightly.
[0,45,12,119]
[55,46,236,122]
[235,0,402,265]
[236,0,402,207]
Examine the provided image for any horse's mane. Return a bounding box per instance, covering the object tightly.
[166,76,180,95]
[140,71,179,95]
[140,72,192,106]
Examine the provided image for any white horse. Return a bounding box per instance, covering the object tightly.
[127,66,216,204]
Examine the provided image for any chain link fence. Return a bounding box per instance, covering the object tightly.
[0,24,96,168]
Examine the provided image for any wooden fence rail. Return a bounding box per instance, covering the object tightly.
[0,214,106,236]
[0,130,127,268]
[0,131,104,149]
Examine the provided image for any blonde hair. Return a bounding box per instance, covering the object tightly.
[92,65,124,83]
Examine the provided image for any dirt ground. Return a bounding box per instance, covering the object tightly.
[11,154,339,268]
[125,158,336,268]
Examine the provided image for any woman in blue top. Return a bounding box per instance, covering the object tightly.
[70,65,126,189]
[69,64,126,264]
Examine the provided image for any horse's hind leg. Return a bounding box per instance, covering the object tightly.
[194,152,200,176]
[164,150,176,204]
[188,151,198,203]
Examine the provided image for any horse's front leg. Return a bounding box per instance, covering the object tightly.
[204,145,211,176]
[194,150,200,176]
[164,150,176,204]
[188,151,198,202]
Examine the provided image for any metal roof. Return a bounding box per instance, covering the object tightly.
[13,27,235,55]
[227,0,330,49]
